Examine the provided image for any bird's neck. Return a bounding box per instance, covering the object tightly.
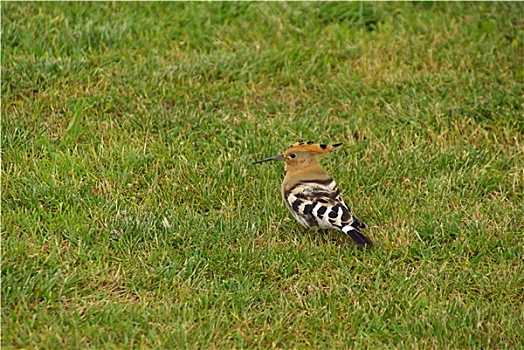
[283,159,330,191]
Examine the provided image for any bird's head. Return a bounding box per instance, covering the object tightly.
[253,141,342,170]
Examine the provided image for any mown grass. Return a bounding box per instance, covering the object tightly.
[2,2,523,349]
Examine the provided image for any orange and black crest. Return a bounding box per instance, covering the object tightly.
[284,141,342,155]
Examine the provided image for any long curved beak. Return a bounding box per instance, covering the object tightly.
[253,154,285,164]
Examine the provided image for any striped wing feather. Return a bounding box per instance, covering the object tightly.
[284,179,372,247]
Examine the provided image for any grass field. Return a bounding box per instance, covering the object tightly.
[2,2,524,349]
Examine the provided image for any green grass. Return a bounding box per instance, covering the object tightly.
[2,2,524,349]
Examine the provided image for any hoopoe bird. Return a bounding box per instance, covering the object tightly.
[254,141,372,248]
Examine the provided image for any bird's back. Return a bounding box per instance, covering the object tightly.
[283,174,371,247]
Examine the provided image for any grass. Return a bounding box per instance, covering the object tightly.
[2,2,524,349]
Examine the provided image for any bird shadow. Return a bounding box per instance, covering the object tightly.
[292,226,368,250]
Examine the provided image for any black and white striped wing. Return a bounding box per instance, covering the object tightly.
[284,179,371,247]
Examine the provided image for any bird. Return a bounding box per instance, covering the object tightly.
[253,141,372,248]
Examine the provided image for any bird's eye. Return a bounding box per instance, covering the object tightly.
[290,153,296,159]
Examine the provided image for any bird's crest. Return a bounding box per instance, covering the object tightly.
[284,141,342,156]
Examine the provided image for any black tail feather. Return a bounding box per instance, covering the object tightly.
[343,227,373,248]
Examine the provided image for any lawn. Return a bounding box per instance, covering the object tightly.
[2,2,523,349]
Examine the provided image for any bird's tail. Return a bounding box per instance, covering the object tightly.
[342,226,373,248]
